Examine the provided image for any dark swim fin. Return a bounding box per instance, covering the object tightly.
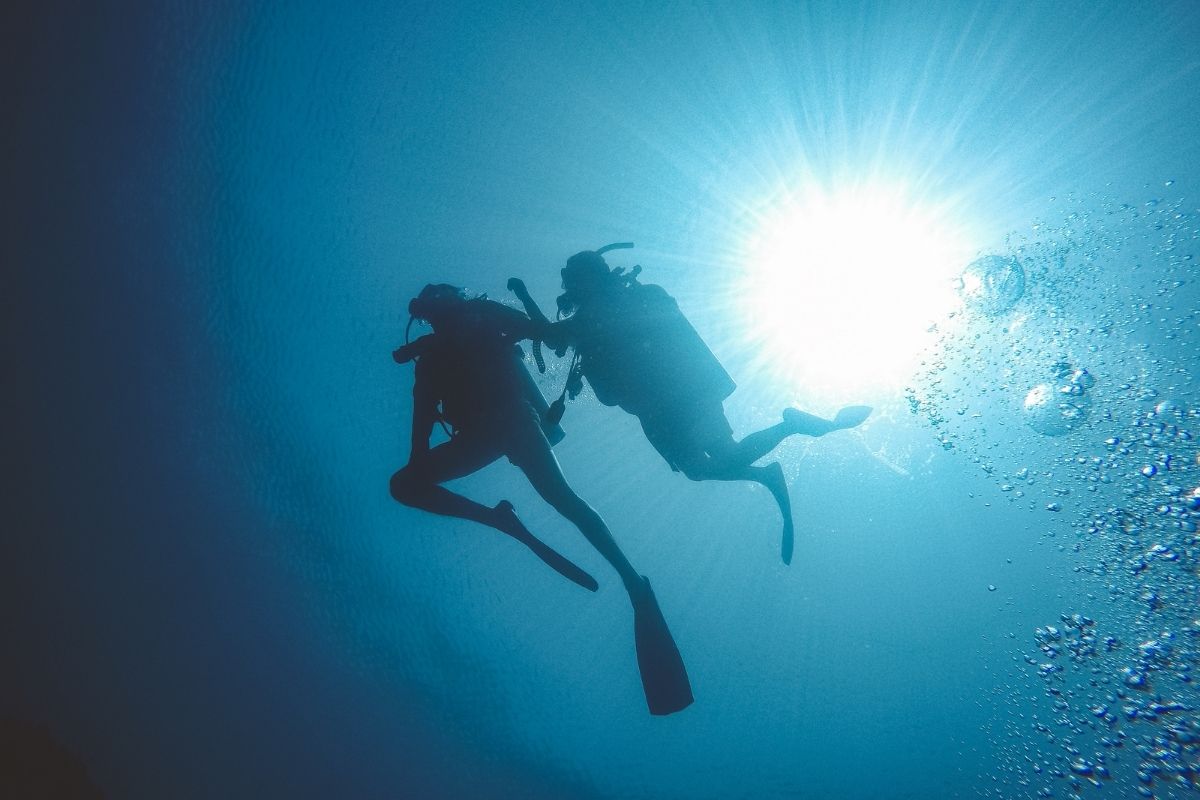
[632,577,694,715]
[759,462,795,565]
[781,520,794,566]
[519,532,599,592]
[495,501,598,592]
[834,405,873,429]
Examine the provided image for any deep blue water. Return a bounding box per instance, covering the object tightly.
[6,2,1199,798]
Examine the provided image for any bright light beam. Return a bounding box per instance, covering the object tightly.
[737,181,975,403]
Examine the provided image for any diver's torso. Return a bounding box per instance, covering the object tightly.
[420,301,535,431]
[569,283,736,416]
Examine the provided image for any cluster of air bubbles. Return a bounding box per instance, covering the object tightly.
[1023,361,1095,437]
[958,254,1026,316]
[1025,613,1199,798]
[907,188,1200,797]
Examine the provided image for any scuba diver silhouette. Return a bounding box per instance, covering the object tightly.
[508,244,872,565]
[391,283,692,715]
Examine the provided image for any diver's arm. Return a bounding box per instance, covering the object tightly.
[507,278,551,326]
[409,370,438,462]
[479,297,539,341]
[409,401,436,463]
[393,334,432,364]
[507,278,570,352]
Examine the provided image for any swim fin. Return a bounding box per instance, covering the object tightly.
[759,462,795,565]
[781,518,794,566]
[495,501,599,592]
[833,405,873,429]
[632,577,694,715]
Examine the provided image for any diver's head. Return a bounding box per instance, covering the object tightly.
[558,243,635,314]
[560,250,612,298]
[557,252,612,318]
[409,283,467,331]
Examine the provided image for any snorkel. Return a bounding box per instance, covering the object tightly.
[557,242,635,317]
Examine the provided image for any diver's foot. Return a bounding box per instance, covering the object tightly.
[493,501,600,592]
[833,405,873,430]
[492,500,531,540]
[783,408,836,437]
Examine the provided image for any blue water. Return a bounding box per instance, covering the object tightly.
[6,2,1199,798]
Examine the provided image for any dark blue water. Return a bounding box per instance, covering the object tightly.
[6,2,1199,798]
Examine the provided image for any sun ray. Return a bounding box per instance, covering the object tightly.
[730,179,978,404]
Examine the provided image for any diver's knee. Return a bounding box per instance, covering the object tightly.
[390,467,425,506]
[551,490,589,518]
[677,459,713,482]
[551,491,599,525]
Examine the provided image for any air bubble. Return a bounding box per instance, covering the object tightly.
[958,255,1026,316]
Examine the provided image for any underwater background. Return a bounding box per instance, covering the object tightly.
[6,2,1199,798]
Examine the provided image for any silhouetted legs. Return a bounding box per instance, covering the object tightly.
[725,419,796,465]
[780,409,837,438]
[713,405,875,467]
[672,444,796,563]
[390,435,514,531]
[508,426,643,597]
[638,402,872,565]
[732,406,875,465]
[391,420,641,595]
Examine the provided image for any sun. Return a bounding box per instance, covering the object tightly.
[736,181,976,404]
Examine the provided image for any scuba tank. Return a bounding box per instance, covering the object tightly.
[552,244,736,417]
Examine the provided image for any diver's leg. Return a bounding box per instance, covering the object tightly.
[665,403,795,468]
[781,409,837,437]
[676,454,792,520]
[783,405,873,437]
[510,426,695,710]
[727,420,797,464]
[390,436,510,528]
[688,405,870,467]
[676,450,796,565]
[392,434,600,590]
[507,425,643,596]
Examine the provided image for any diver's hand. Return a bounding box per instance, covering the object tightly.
[393,344,415,364]
[507,278,529,299]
